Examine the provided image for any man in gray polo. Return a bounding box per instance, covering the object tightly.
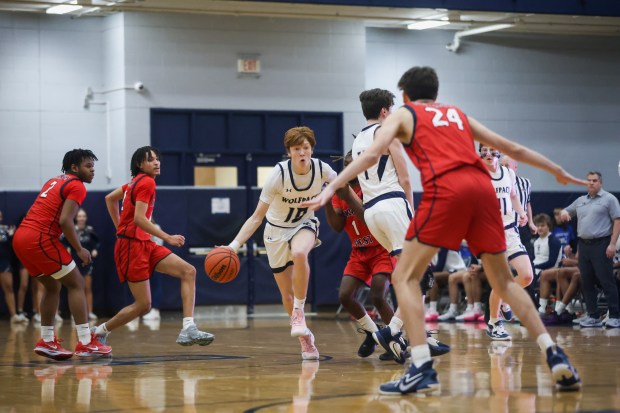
[561,171,620,328]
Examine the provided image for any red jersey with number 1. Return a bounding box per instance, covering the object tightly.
[403,102,488,190]
[331,186,378,249]
[19,174,87,238]
[117,173,156,241]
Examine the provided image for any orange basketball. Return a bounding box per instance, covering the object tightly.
[204,247,240,283]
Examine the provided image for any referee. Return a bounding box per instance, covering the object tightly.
[561,171,620,329]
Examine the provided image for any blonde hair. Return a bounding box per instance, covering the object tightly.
[283,126,316,151]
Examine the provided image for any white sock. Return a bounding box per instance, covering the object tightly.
[388,316,403,336]
[489,317,501,325]
[448,303,458,313]
[95,323,109,336]
[357,314,378,332]
[536,333,555,352]
[294,297,306,310]
[566,302,575,314]
[539,298,548,313]
[41,325,55,342]
[473,302,482,313]
[410,344,432,368]
[429,301,438,312]
[464,304,473,313]
[555,301,566,315]
[183,317,194,330]
[76,323,91,345]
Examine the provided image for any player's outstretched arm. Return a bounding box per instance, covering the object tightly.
[227,201,269,252]
[105,187,124,229]
[468,117,587,186]
[133,201,184,247]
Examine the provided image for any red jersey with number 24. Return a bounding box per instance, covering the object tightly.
[331,186,378,249]
[403,102,488,190]
[20,174,86,238]
[117,173,156,241]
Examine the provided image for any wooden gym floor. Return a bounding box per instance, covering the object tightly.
[1,307,619,413]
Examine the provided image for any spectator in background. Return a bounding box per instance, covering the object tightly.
[553,207,576,257]
[62,208,100,320]
[561,171,620,329]
[425,248,467,321]
[0,211,28,323]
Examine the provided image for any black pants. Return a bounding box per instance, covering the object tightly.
[579,236,619,318]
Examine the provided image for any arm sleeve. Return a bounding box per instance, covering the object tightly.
[259,165,282,205]
[63,181,87,205]
[535,236,562,270]
[609,195,620,220]
[134,177,156,203]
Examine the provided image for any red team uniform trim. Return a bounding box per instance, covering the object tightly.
[13,174,86,277]
[332,187,394,285]
[401,102,506,257]
[114,173,171,282]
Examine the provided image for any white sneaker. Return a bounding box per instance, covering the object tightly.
[33,312,41,323]
[438,309,458,321]
[142,308,161,321]
[54,313,63,323]
[11,313,29,324]
[88,312,98,321]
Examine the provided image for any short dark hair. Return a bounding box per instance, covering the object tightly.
[587,171,602,183]
[397,66,439,101]
[533,213,552,228]
[359,89,395,120]
[130,146,161,177]
[61,149,98,174]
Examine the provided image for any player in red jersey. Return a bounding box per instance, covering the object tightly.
[93,146,214,347]
[12,149,112,360]
[325,152,395,358]
[306,67,585,394]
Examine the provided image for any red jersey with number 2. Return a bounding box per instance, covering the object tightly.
[331,186,378,249]
[403,102,488,190]
[19,174,86,238]
[117,173,156,241]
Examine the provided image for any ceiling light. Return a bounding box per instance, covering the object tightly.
[46,4,83,14]
[407,20,451,30]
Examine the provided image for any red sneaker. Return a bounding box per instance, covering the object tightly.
[34,337,74,361]
[74,333,112,358]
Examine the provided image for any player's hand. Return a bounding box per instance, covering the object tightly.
[303,186,335,211]
[77,248,92,266]
[166,234,185,247]
[555,169,587,186]
[529,222,538,235]
[518,213,528,227]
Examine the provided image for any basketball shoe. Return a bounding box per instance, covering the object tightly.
[546,345,581,391]
[379,360,440,395]
[290,308,310,337]
[74,333,113,358]
[427,331,451,357]
[372,327,408,364]
[34,337,74,361]
[487,320,511,341]
[176,324,215,346]
[299,331,319,360]
[500,304,513,322]
[357,329,377,357]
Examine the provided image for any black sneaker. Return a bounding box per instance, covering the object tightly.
[379,360,440,395]
[378,350,394,361]
[357,330,377,358]
[546,345,581,391]
[372,327,408,364]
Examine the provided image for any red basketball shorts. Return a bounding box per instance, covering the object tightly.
[343,244,395,285]
[114,237,171,283]
[406,165,506,257]
[12,226,75,278]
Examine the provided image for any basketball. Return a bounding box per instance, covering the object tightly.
[204,247,240,283]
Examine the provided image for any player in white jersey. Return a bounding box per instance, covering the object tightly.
[480,144,534,341]
[352,89,449,363]
[226,126,336,360]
